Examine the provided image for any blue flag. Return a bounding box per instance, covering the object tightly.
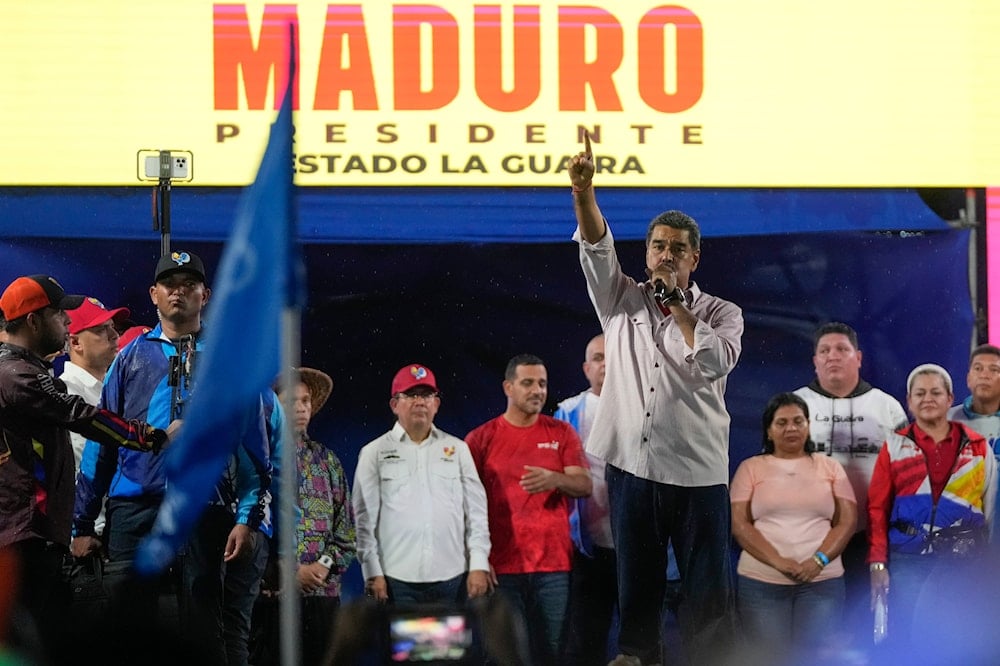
[134,61,301,576]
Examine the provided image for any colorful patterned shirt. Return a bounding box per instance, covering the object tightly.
[296,435,356,598]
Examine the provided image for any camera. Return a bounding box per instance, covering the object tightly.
[386,606,478,664]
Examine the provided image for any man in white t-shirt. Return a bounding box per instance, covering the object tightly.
[793,322,906,644]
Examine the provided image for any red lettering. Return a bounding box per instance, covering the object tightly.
[213,4,299,110]
[393,5,459,110]
[638,6,703,112]
[557,7,623,111]
[314,5,378,110]
[474,6,541,112]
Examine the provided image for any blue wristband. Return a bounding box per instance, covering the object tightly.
[815,551,830,567]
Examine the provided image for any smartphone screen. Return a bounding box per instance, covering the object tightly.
[388,613,471,662]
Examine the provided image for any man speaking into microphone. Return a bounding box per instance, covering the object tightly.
[568,134,744,666]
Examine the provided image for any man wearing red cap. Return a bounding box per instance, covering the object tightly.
[353,363,491,606]
[60,297,130,477]
[0,275,171,662]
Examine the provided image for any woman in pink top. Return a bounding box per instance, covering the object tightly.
[731,392,857,659]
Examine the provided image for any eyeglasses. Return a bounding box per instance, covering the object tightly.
[395,391,439,402]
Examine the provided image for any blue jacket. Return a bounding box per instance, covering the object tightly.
[73,324,271,538]
[555,390,592,556]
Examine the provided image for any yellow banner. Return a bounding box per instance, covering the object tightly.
[3,1,999,186]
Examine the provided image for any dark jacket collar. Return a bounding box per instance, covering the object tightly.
[806,378,873,399]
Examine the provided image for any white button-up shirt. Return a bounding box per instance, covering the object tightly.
[575,226,743,486]
[59,360,107,534]
[59,361,104,474]
[353,422,491,582]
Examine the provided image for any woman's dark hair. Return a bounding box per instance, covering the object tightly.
[761,392,816,455]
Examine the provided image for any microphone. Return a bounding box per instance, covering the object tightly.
[653,280,683,307]
[653,279,669,303]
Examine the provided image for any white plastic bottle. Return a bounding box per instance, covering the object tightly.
[873,595,888,644]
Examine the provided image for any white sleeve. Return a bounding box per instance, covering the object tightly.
[458,441,491,571]
[351,443,384,579]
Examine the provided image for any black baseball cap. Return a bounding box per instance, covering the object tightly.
[154,251,207,283]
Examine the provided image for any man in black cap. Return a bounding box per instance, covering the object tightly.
[0,274,171,660]
[73,251,273,666]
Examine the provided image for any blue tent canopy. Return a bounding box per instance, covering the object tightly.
[0,186,945,242]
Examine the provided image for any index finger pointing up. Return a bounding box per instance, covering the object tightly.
[584,130,592,157]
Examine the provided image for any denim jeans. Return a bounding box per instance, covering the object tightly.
[607,465,735,665]
[106,495,161,561]
[885,551,986,650]
[495,571,570,664]
[737,574,844,653]
[387,573,466,606]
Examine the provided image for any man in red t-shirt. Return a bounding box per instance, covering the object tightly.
[466,353,591,664]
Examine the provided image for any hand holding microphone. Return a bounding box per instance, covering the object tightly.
[651,267,682,307]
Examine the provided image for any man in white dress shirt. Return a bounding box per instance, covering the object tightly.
[570,136,743,666]
[60,296,129,536]
[353,363,491,605]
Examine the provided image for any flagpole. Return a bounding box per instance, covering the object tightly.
[279,309,301,666]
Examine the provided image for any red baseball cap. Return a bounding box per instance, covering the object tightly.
[391,364,439,396]
[67,297,130,335]
[117,325,152,351]
[0,275,85,322]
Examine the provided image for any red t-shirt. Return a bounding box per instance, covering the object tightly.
[465,415,588,574]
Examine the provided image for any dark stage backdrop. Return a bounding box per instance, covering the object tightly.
[0,227,973,597]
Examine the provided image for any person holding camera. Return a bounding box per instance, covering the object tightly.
[353,364,491,606]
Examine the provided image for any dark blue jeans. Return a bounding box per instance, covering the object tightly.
[386,573,465,606]
[495,571,570,664]
[607,465,735,665]
[737,575,844,653]
[106,495,161,561]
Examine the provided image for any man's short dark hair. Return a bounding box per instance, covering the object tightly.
[646,210,700,250]
[970,344,1000,365]
[505,353,545,381]
[813,322,859,352]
